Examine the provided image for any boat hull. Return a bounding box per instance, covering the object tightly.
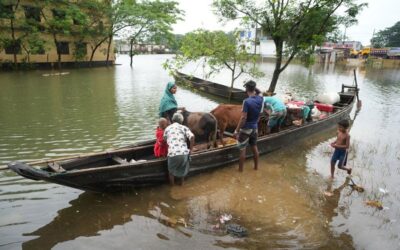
[8,97,354,192]
[174,72,247,102]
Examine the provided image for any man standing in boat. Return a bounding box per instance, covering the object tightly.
[234,80,264,172]
[164,112,195,185]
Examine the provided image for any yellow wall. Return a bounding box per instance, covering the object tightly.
[0,0,114,64]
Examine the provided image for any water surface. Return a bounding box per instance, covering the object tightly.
[0,55,399,249]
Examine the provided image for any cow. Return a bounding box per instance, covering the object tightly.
[211,104,269,145]
[178,108,218,149]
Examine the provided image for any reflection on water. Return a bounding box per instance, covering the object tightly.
[0,55,399,249]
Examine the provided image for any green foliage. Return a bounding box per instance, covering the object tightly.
[120,1,182,45]
[73,42,87,61]
[213,0,366,92]
[371,21,400,48]
[168,34,184,52]
[165,29,263,88]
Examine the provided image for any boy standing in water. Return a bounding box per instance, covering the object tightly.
[330,119,352,178]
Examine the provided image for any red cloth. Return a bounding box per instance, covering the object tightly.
[154,127,168,157]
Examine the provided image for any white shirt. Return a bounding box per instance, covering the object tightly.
[164,123,194,157]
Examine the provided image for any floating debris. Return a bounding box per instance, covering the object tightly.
[212,223,221,230]
[365,200,384,210]
[156,233,170,240]
[349,178,365,192]
[379,188,389,195]
[160,202,170,208]
[226,223,248,237]
[350,184,365,192]
[219,214,232,224]
[177,217,187,227]
[42,72,70,77]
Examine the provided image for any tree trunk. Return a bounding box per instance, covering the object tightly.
[51,34,61,69]
[89,48,95,67]
[106,35,112,67]
[89,43,102,67]
[10,19,18,69]
[52,35,61,69]
[268,40,283,93]
[129,38,134,67]
[57,53,61,69]
[228,68,235,102]
[10,0,20,69]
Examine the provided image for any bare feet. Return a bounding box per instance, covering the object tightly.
[347,168,352,175]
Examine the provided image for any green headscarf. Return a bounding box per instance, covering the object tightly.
[159,82,178,117]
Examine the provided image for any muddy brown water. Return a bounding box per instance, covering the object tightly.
[0,55,399,250]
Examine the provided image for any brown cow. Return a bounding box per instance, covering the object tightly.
[178,108,218,149]
[211,104,268,145]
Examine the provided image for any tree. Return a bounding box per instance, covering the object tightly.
[168,34,184,53]
[0,0,22,68]
[165,29,263,100]
[19,24,47,64]
[74,0,110,66]
[119,0,182,66]
[213,0,366,93]
[38,0,88,69]
[371,21,400,48]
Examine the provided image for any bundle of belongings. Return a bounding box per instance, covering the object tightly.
[282,92,339,126]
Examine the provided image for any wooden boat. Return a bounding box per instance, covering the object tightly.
[8,86,358,192]
[173,71,247,102]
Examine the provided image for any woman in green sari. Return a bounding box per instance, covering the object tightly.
[159,82,178,123]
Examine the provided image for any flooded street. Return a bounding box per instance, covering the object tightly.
[0,54,399,249]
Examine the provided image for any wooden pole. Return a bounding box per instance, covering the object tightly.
[353,69,362,109]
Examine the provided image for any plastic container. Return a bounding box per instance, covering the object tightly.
[287,101,305,106]
[314,102,334,112]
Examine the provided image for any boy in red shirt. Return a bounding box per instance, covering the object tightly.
[154,118,168,157]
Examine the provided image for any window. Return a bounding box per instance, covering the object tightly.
[0,4,13,19]
[52,9,66,20]
[56,42,69,55]
[24,6,41,22]
[4,40,21,54]
[74,42,87,55]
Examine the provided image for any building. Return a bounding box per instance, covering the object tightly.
[0,0,114,69]
[238,27,276,58]
[319,41,363,52]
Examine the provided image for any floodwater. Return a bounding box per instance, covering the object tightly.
[0,55,399,250]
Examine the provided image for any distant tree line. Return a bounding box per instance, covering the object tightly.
[371,21,400,48]
[0,0,182,69]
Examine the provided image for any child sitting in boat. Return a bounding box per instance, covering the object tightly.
[154,118,168,157]
[330,119,352,178]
